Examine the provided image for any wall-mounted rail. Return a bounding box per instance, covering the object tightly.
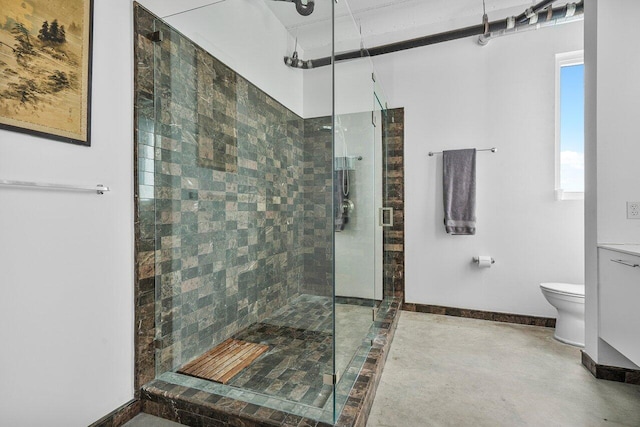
[428,147,497,157]
[0,180,110,195]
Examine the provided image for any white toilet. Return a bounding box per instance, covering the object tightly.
[540,282,585,347]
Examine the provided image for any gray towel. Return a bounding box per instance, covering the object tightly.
[443,149,476,235]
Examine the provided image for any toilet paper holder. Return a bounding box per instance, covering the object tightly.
[472,257,495,265]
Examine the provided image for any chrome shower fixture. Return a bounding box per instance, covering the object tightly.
[270,0,315,16]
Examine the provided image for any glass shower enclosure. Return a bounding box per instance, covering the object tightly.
[135,0,389,423]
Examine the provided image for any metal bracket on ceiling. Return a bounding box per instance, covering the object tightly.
[524,7,536,19]
[482,0,489,36]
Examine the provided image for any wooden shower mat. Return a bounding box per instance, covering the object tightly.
[178,338,269,384]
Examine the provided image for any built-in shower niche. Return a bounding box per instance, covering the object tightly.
[134,2,401,426]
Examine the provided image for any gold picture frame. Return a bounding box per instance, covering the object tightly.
[0,0,93,146]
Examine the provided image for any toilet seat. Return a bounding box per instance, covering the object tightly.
[540,282,584,297]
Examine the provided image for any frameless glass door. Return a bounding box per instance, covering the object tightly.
[332,0,389,419]
[146,0,336,421]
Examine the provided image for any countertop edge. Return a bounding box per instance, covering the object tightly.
[598,244,640,257]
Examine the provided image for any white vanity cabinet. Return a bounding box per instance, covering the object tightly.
[598,246,640,366]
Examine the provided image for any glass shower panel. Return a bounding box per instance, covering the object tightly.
[333,108,377,357]
[332,0,381,418]
[148,0,335,421]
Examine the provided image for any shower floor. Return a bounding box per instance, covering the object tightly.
[179,294,373,409]
[178,339,269,384]
[145,297,400,426]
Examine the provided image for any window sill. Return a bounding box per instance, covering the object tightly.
[556,189,584,201]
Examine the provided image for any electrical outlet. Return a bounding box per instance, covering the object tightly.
[627,202,640,219]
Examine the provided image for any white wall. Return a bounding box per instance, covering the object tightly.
[584,0,640,368]
[594,0,640,245]
[370,21,585,317]
[138,0,308,117]
[304,59,375,118]
[0,0,134,425]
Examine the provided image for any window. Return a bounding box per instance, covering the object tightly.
[555,51,584,200]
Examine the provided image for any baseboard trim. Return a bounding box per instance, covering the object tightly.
[89,399,141,427]
[402,303,556,328]
[581,351,640,385]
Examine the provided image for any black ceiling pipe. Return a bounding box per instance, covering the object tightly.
[285,1,583,70]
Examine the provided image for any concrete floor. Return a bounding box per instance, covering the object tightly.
[368,311,640,427]
[124,311,640,426]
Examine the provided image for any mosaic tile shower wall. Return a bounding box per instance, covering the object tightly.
[301,117,334,297]
[133,5,404,394]
[133,6,405,426]
[134,4,159,390]
[135,5,316,375]
[382,109,405,301]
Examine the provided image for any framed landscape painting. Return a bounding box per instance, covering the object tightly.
[0,0,93,146]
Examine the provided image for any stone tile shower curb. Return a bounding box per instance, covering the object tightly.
[140,297,401,427]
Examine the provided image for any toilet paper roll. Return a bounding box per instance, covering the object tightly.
[477,256,493,268]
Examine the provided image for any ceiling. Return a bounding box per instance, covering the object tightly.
[140,0,575,53]
[267,0,535,30]
[267,0,549,53]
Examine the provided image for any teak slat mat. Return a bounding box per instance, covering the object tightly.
[178,338,269,384]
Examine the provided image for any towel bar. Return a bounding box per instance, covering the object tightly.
[0,179,110,195]
[428,147,497,157]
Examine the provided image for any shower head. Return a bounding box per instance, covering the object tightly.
[270,0,315,16]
